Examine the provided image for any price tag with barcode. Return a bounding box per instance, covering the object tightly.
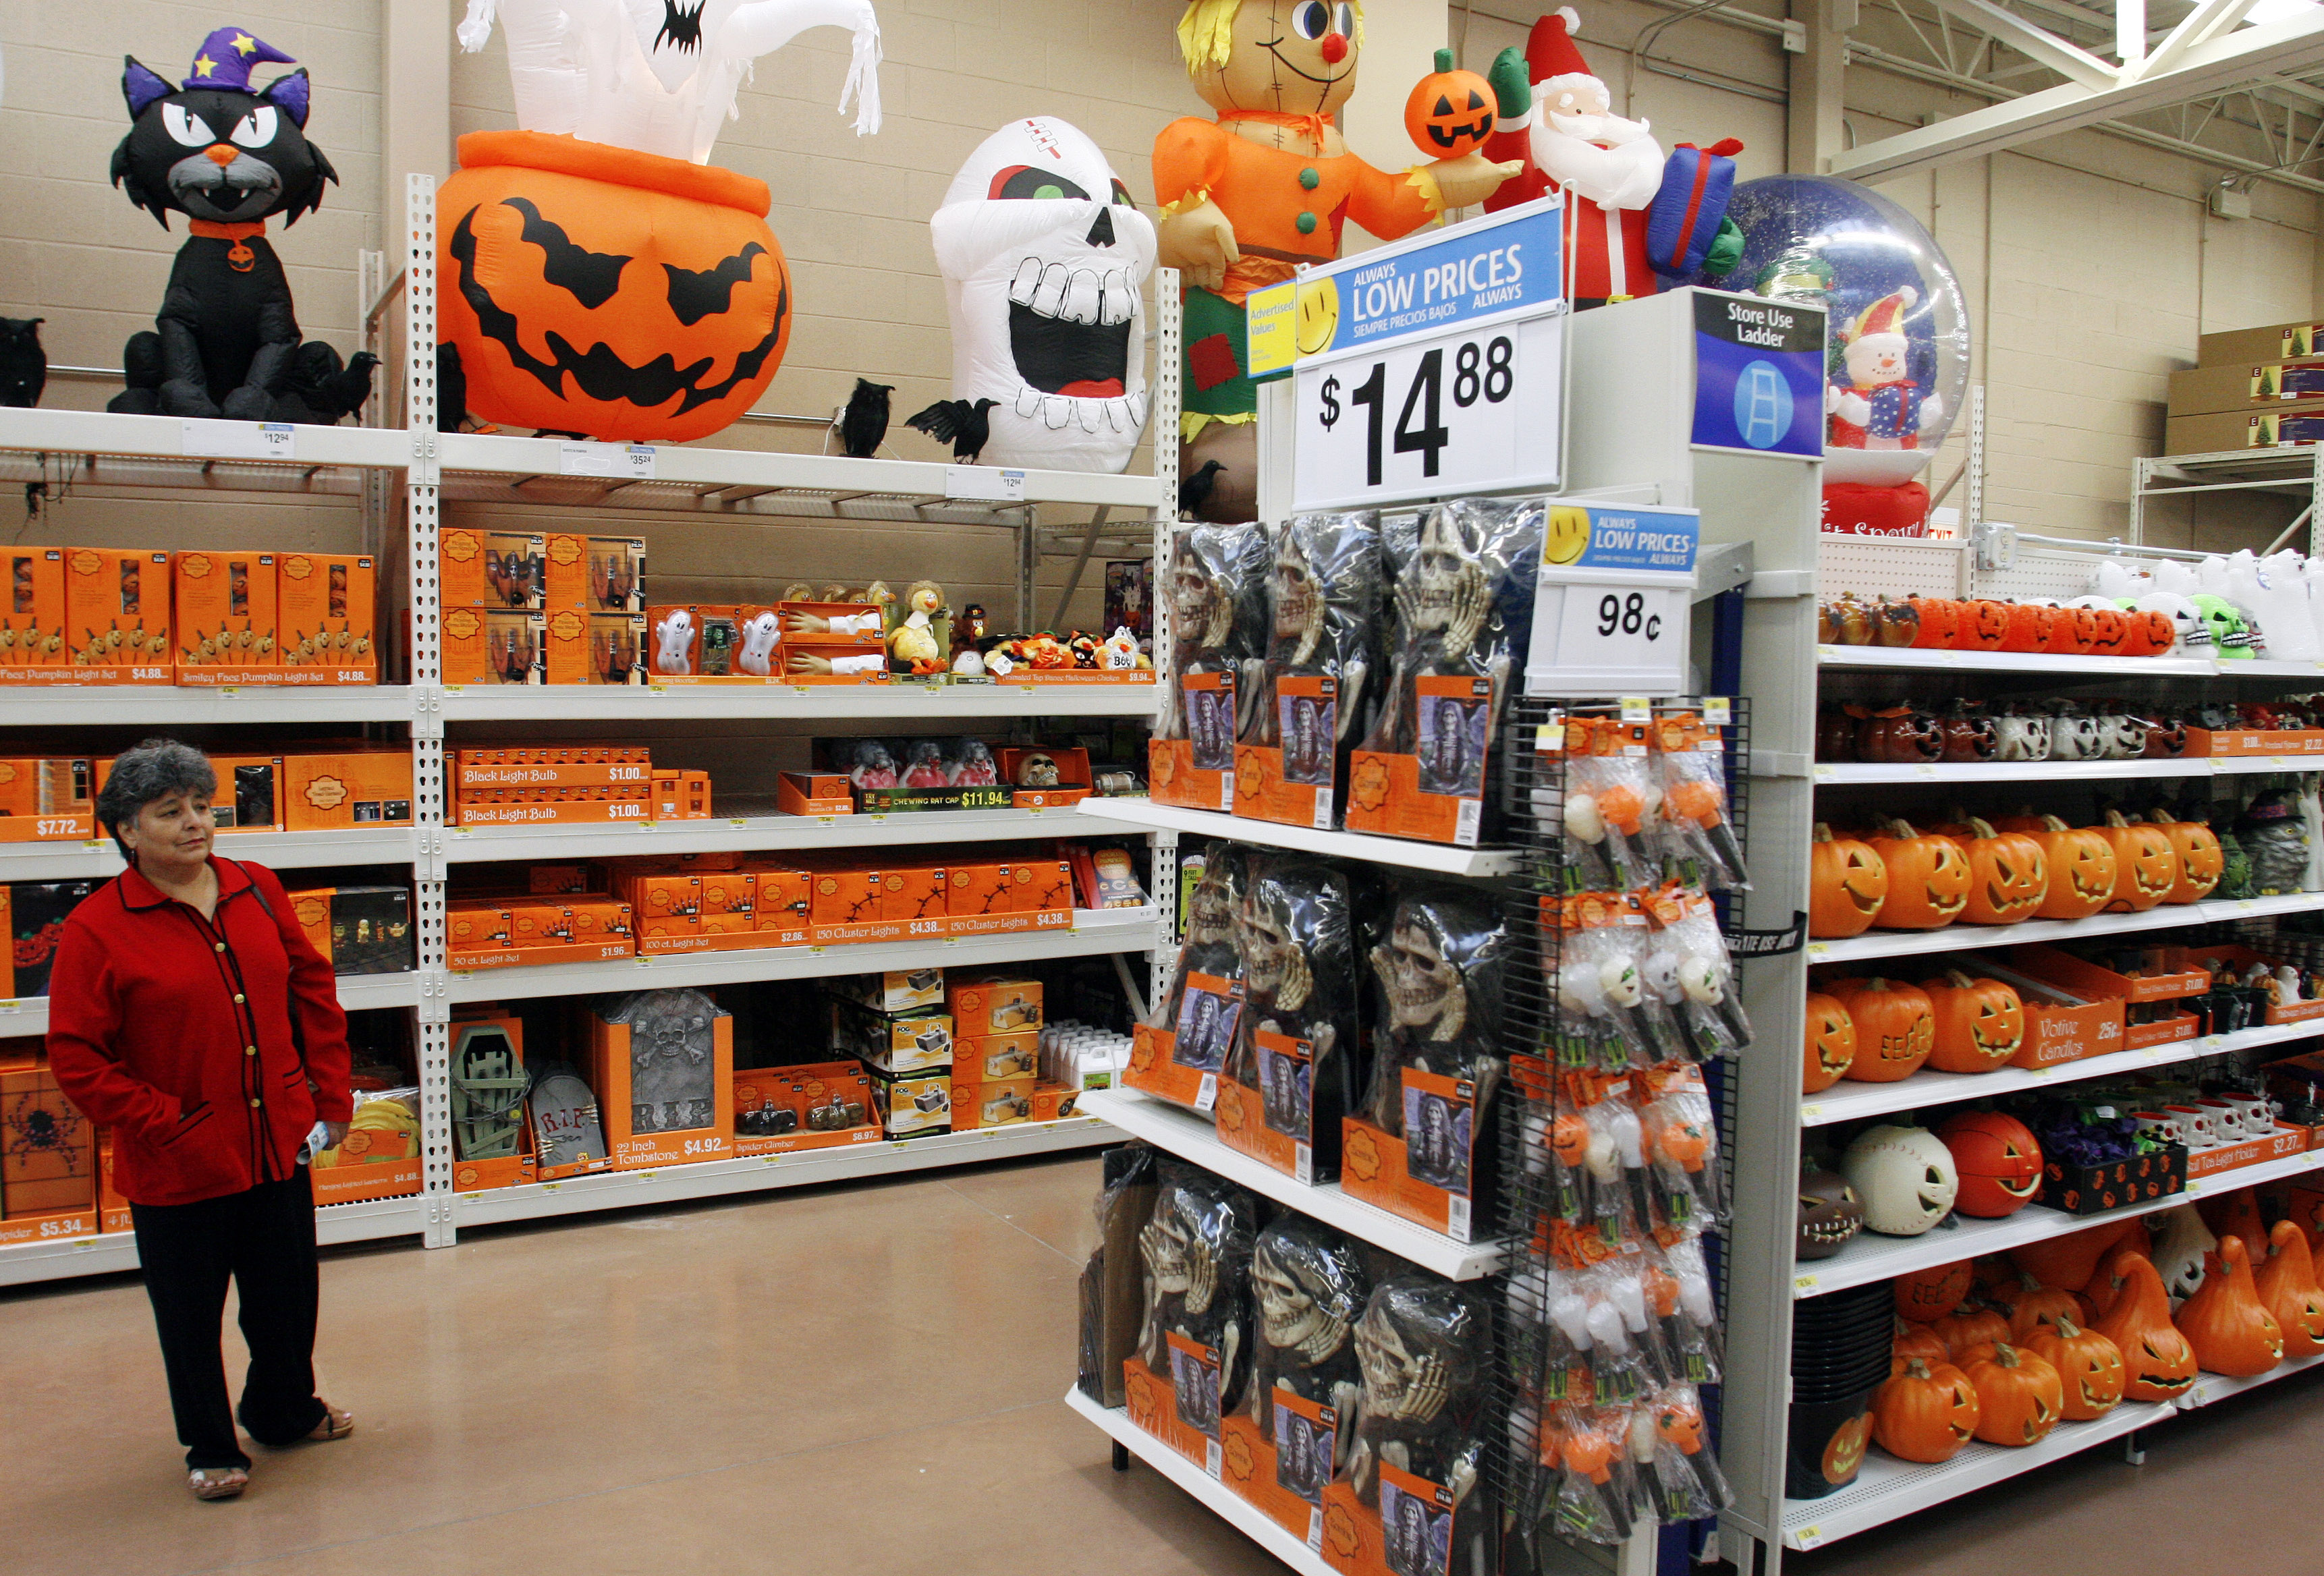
[1196,1073,1218,1112]
[1205,1438,1222,1478]
[1447,1193,1472,1243]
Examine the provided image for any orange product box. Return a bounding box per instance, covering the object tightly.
[949,1075,1038,1129]
[442,607,543,685]
[951,974,1043,1034]
[1213,1053,1308,1184]
[1121,1355,1207,1465]
[2009,944,2211,1003]
[1219,1413,1322,1539]
[651,770,713,819]
[1151,669,1238,812]
[0,758,94,842]
[506,903,573,947]
[64,548,172,675]
[646,604,707,677]
[1343,674,1499,847]
[1969,955,2123,1067]
[2,1059,96,1216]
[590,1000,734,1169]
[775,600,886,648]
[529,864,598,895]
[172,551,277,669]
[457,750,653,789]
[781,641,890,683]
[1031,1079,1081,1122]
[310,1090,422,1205]
[543,533,644,613]
[544,608,647,685]
[1024,859,1074,914]
[747,866,812,937]
[1124,973,1241,1113]
[1341,1079,1491,1244]
[438,529,543,610]
[699,870,754,918]
[288,889,333,959]
[98,1133,131,1232]
[1,548,65,667]
[563,899,634,946]
[881,866,947,924]
[450,1125,538,1193]
[624,874,701,923]
[778,772,853,817]
[447,902,512,950]
[0,1206,99,1246]
[2187,1122,2313,1179]
[698,910,756,937]
[812,870,884,927]
[947,862,1012,918]
[285,751,414,832]
[1235,674,1340,831]
[277,553,377,673]
[958,1031,1039,1082]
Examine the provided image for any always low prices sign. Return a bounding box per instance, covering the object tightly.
[1524,503,1699,698]
[1248,196,1568,512]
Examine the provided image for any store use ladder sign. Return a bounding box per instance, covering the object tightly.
[1688,291,1826,457]
[1248,196,1567,512]
[1524,503,1699,698]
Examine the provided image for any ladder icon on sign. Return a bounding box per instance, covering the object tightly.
[1734,360,1792,450]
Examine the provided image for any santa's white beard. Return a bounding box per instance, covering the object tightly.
[1531,110,1665,210]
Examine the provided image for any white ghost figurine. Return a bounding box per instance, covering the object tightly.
[929,117,1155,474]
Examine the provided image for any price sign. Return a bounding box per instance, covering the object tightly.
[1292,313,1564,510]
[1249,195,1568,512]
[183,419,296,460]
[558,441,657,480]
[1524,504,1698,698]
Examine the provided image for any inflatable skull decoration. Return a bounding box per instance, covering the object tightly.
[930,117,1155,472]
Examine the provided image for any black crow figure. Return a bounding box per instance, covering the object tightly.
[0,319,47,408]
[839,378,893,458]
[105,28,373,424]
[1178,459,1225,519]
[906,397,1001,463]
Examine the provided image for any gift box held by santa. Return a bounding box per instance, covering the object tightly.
[1480,7,1743,306]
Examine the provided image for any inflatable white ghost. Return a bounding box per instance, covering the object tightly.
[929,117,1155,474]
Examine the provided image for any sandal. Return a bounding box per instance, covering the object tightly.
[308,1403,354,1442]
[189,1467,248,1501]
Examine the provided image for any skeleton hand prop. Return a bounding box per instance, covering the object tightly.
[1186,1241,1219,1317]
[787,650,885,675]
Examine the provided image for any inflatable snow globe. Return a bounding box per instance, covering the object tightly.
[1690,175,1971,536]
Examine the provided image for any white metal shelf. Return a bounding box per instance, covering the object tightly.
[0,406,412,473]
[1065,1386,1336,1576]
[442,907,1159,1004]
[446,806,1089,862]
[1817,646,2215,677]
[1806,890,2324,965]
[1080,1088,1504,1280]
[1072,799,1526,877]
[0,827,416,882]
[455,1115,1111,1230]
[1779,1399,2169,1551]
[0,1191,426,1289]
[1815,758,2214,786]
[2178,1349,2324,1410]
[1800,1018,2324,1128]
[0,684,412,725]
[0,971,419,1039]
[1790,1148,2324,1298]
[438,683,1158,723]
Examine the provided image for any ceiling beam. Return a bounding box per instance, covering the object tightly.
[1828,6,2324,178]
[1925,0,2122,86]
[2130,0,2261,79]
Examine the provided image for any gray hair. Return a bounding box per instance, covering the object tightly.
[96,739,217,858]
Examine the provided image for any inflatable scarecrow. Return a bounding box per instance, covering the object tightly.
[1156,1,1519,521]
[445,1,883,441]
[105,28,376,423]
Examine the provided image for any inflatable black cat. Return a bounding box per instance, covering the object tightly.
[107,28,374,424]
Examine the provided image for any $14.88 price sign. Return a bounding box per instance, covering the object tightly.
[1292,312,1564,511]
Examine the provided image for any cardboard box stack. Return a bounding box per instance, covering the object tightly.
[441,529,646,686]
[2167,316,2324,453]
[0,1038,99,1245]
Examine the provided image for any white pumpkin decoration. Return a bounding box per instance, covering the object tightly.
[1839,1123,1958,1236]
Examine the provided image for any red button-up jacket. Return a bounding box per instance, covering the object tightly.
[47,857,353,1207]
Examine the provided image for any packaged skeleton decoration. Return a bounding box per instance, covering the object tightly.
[1151,523,1271,812]
[1249,1216,1371,1504]
[1217,855,1358,1184]
[1135,1161,1261,1442]
[1551,893,1660,1071]
[1237,511,1385,831]
[1344,883,1509,1241]
[1078,1142,1161,1409]
[1347,499,1542,846]
[1341,1272,1495,1576]
[1128,844,1251,1113]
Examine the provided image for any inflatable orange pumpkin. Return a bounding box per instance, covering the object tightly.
[1404,51,1495,157]
[437,130,792,443]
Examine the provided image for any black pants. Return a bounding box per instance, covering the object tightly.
[130,1169,327,1470]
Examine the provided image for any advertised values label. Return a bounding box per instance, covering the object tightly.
[1690,291,1826,457]
[1292,312,1564,511]
[1524,504,1699,699]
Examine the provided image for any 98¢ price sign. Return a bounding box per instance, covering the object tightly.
[1524,503,1700,698]
[1294,312,1565,511]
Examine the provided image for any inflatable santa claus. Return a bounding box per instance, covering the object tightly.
[1481,7,1742,306]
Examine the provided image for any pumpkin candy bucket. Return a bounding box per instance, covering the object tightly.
[437,130,793,443]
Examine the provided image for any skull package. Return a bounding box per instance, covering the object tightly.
[1219,855,1360,1185]
[1249,1216,1371,1505]
[1126,843,1251,1113]
[1153,523,1271,811]
[1136,1160,1261,1440]
[1346,1272,1496,1576]
[1348,499,1543,846]
[929,117,1156,473]
[588,986,735,1166]
[1352,883,1510,1237]
[1238,511,1386,829]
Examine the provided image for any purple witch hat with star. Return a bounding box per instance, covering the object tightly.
[123,26,308,125]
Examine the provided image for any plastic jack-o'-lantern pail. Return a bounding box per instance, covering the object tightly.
[437,130,792,443]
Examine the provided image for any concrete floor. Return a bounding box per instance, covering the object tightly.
[3,1152,2318,1576]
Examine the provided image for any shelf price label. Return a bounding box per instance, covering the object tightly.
[1524,505,1698,699]
[182,418,296,461]
[558,441,656,480]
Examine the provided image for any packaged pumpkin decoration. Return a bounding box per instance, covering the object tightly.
[1347,499,1541,845]
[1643,886,1751,1060]
[445,0,881,441]
[1637,1062,1725,1229]
[1553,894,1661,1071]
[1562,716,1662,890]
[1541,1399,1645,1546]
[1152,522,1270,811]
[1238,511,1383,828]
[1656,714,1749,890]
[1219,855,1359,1183]
[1632,1383,1732,1525]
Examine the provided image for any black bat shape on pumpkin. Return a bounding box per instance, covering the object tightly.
[505,198,629,308]
[665,244,770,326]
[449,206,785,420]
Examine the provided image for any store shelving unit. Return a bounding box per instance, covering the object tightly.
[0,179,1182,1281]
[1069,798,1530,878]
[2129,446,2324,557]
[1721,506,2324,1569]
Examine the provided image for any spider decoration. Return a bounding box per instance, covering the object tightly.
[1250,511,1383,764]
[3,1090,88,1172]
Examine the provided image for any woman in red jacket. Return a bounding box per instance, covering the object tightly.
[48,739,356,1502]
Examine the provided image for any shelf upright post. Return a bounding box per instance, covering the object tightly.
[402,172,456,1249]
[1144,268,1183,1001]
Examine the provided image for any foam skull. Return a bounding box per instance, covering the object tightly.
[1274,530,1327,663]
[1253,1236,1354,1364]
[1371,913,1466,1042]
[929,117,1155,472]
[1355,1301,1454,1425]
[1398,507,1491,658]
